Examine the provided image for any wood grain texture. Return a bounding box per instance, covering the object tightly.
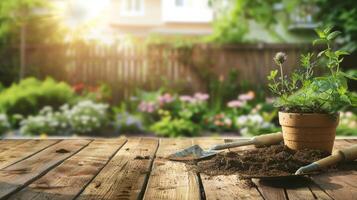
[76,138,158,200]
[194,138,263,200]
[309,184,333,200]
[286,186,316,200]
[310,139,357,200]
[0,138,354,200]
[0,140,59,169]
[0,140,28,152]
[0,139,90,200]
[253,179,287,200]
[8,139,127,200]
[144,138,200,200]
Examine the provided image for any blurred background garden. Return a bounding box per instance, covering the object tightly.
[0,0,356,138]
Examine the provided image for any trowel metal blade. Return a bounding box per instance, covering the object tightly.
[167,144,218,161]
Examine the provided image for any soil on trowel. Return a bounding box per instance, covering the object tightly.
[197,144,330,177]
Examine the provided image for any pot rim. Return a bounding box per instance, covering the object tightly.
[278,111,339,117]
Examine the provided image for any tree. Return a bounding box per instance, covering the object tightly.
[0,0,66,83]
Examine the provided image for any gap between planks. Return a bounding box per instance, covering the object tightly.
[143,138,201,200]
[0,140,61,170]
[75,138,159,200]
[309,139,357,200]
[8,138,127,200]
[0,139,92,200]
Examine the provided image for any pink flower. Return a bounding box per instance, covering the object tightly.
[265,97,275,104]
[180,95,194,102]
[238,91,255,101]
[138,101,157,113]
[227,100,245,108]
[194,92,209,101]
[158,93,174,105]
[224,118,232,126]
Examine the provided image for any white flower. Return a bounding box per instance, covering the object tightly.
[236,115,248,125]
[240,127,249,136]
[345,112,353,117]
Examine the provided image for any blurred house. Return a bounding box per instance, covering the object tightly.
[108,0,213,36]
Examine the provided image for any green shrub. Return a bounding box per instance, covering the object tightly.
[64,100,109,135]
[19,106,69,135]
[0,113,10,135]
[20,100,109,135]
[336,111,357,136]
[150,116,200,137]
[0,77,76,117]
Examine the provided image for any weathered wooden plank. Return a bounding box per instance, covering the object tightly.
[144,138,200,200]
[286,183,316,200]
[195,138,263,200]
[342,139,357,146]
[0,140,59,169]
[0,139,91,199]
[202,175,263,200]
[8,139,127,200]
[311,139,357,200]
[76,138,158,200]
[0,140,28,152]
[253,179,287,200]
[311,171,357,200]
[309,184,333,200]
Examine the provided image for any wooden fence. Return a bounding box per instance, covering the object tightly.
[19,42,319,103]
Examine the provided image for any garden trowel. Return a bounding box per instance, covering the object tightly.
[168,132,283,161]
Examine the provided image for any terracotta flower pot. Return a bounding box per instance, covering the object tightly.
[278,112,339,153]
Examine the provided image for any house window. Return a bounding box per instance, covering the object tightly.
[175,0,184,7]
[174,0,192,8]
[121,0,144,16]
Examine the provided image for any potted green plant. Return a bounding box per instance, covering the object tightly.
[267,27,357,153]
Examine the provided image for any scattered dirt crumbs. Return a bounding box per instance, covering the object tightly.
[197,144,329,177]
[55,148,70,153]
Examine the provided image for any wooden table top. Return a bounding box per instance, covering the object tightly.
[0,138,355,200]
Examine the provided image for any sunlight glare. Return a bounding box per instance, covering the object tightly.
[55,0,111,42]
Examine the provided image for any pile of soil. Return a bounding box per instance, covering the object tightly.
[197,144,330,177]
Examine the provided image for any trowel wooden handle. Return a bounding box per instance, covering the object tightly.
[210,140,254,150]
[316,145,357,168]
[296,144,357,175]
[252,132,283,147]
[339,144,357,161]
[315,154,344,168]
[210,132,283,150]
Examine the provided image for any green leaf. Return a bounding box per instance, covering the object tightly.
[348,93,357,106]
[315,28,326,38]
[268,70,278,80]
[327,31,341,40]
[339,71,357,80]
[313,39,326,46]
[335,50,350,57]
[337,76,348,89]
[317,50,326,57]
[323,26,334,34]
[340,94,352,105]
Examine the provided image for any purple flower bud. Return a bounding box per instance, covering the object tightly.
[274,52,287,65]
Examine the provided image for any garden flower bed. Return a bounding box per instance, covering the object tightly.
[0,76,356,138]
